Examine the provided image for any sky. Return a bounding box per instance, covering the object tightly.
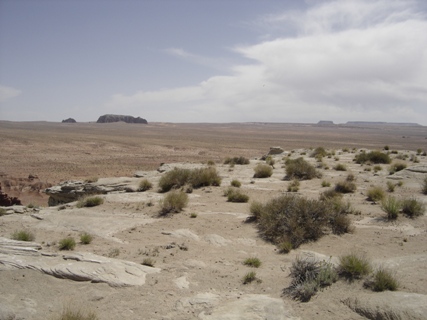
[1,0,427,125]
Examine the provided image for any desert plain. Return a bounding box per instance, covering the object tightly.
[1,121,427,319]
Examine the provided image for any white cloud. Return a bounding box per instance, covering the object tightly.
[0,85,22,102]
[107,0,427,124]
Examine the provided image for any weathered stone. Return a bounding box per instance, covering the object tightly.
[0,185,21,206]
[268,147,284,155]
[343,291,427,320]
[96,114,147,124]
[62,118,76,123]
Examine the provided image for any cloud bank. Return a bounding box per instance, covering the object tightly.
[0,85,22,102]
[107,0,427,124]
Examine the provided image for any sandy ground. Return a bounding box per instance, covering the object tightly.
[0,121,427,319]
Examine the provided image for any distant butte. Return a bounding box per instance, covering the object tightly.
[96,114,148,124]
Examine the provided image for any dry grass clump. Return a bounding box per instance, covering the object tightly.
[138,179,153,192]
[80,232,93,245]
[334,180,357,194]
[365,267,399,292]
[55,305,98,320]
[11,230,35,242]
[254,194,352,249]
[224,156,250,165]
[253,163,273,178]
[76,196,104,208]
[366,186,385,202]
[354,150,391,164]
[401,197,425,218]
[334,163,347,171]
[224,187,249,203]
[58,237,76,250]
[242,271,258,284]
[311,146,327,158]
[285,157,320,180]
[422,176,427,195]
[283,257,338,302]
[381,196,401,220]
[389,162,407,174]
[159,190,188,215]
[243,257,261,268]
[230,179,241,188]
[338,253,372,280]
[158,167,221,192]
[287,179,300,192]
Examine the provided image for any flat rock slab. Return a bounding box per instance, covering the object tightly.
[199,294,300,320]
[0,238,160,287]
[343,291,427,320]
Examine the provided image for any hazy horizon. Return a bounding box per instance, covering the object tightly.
[1,0,427,125]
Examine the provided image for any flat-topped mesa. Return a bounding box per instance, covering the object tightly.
[96,114,148,124]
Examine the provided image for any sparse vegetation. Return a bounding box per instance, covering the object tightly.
[389,162,407,174]
[366,186,385,202]
[230,179,241,188]
[76,196,104,208]
[224,156,250,165]
[311,147,327,158]
[355,151,391,164]
[225,187,249,203]
[56,305,98,320]
[253,163,273,178]
[189,167,222,188]
[84,177,98,183]
[159,190,189,215]
[338,253,372,280]
[285,157,320,180]
[138,179,153,192]
[277,241,293,253]
[249,201,263,221]
[386,181,396,192]
[80,232,93,244]
[11,230,35,242]
[284,257,338,302]
[381,196,401,220]
[107,248,120,258]
[321,180,331,187]
[158,167,221,192]
[190,212,198,218]
[265,155,275,167]
[242,271,257,284]
[58,237,76,250]
[243,257,261,268]
[366,267,399,292]
[422,176,427,195]
[334,163,347,171]
[287,179,300,192]
[373,165,382,172]
[401,197,425,218]
[142,257,156,267]
[334,180,356,194]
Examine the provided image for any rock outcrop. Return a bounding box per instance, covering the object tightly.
[62,118,76,123]
[96,114,147,124]
[44,178,140,206]
[0,185,21,206]
[0,238,160,287]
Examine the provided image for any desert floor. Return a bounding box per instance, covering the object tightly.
[1,121,427,319]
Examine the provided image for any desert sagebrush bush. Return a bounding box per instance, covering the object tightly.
[253,163,273,178]
[334,163,347,171]
[401,197,425,218]
[158,168,191,192]
[285,157,320,180]
[284,257,337,302]
[368,267,399,292]
[243,257,261,268]
[321,180,331,187]
[11,230,35,242]
[249,201,263,221]
[159,190,188,215]
[334,180,356,194]
[311,147,327,158]
[158,167,221,192]
[287,179,300,192]
[355,150,391,164]
[76,196,104,208]
[338,253,372,280]
[366,186,385,202]
[138,179,153,192]
[80,232,93,245]
[59,237,76,251]
[224,156,250,165]
[230,179,241,188]
[389,162,407,174]
[189,167,222,188]
[381,196,401,220]
[320,188,343,200]
[225,187,249,203]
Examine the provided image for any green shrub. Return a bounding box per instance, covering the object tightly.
[159,190,189,215]
[253,163,273,178]
[335,180,356,193]
[321,180,331,187]
[224,156,250,165]
[11,230,35,242]
[56,306,98,320]
[243,257,261,268]
[284,257,337,302]
[189,167,222,188]
[225,187,249,203]
[311,147,327,158]
[242,271,257,284]
[230,179,241,188]
[158,168,191,192]
[138,179,153,192]
[59,237,76,250]
[334,163,347,171]
[285,157,320,180]
[401,198,425,218]
[158,167,221,192]
[338,253,372,280]
[190,212,198,218]
[76,196,104,208]
[389,162,407,174]
[355,151,391,164]
[287,179,300,192]
[330,213,353,235]
[422,176,427,195]
[80,232,93,244]
[381,196,401,220]
[367,186,385,202]
[366,267,399,292]
[255,194,351,249]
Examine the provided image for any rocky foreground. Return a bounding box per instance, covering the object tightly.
[1,148,427,319]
